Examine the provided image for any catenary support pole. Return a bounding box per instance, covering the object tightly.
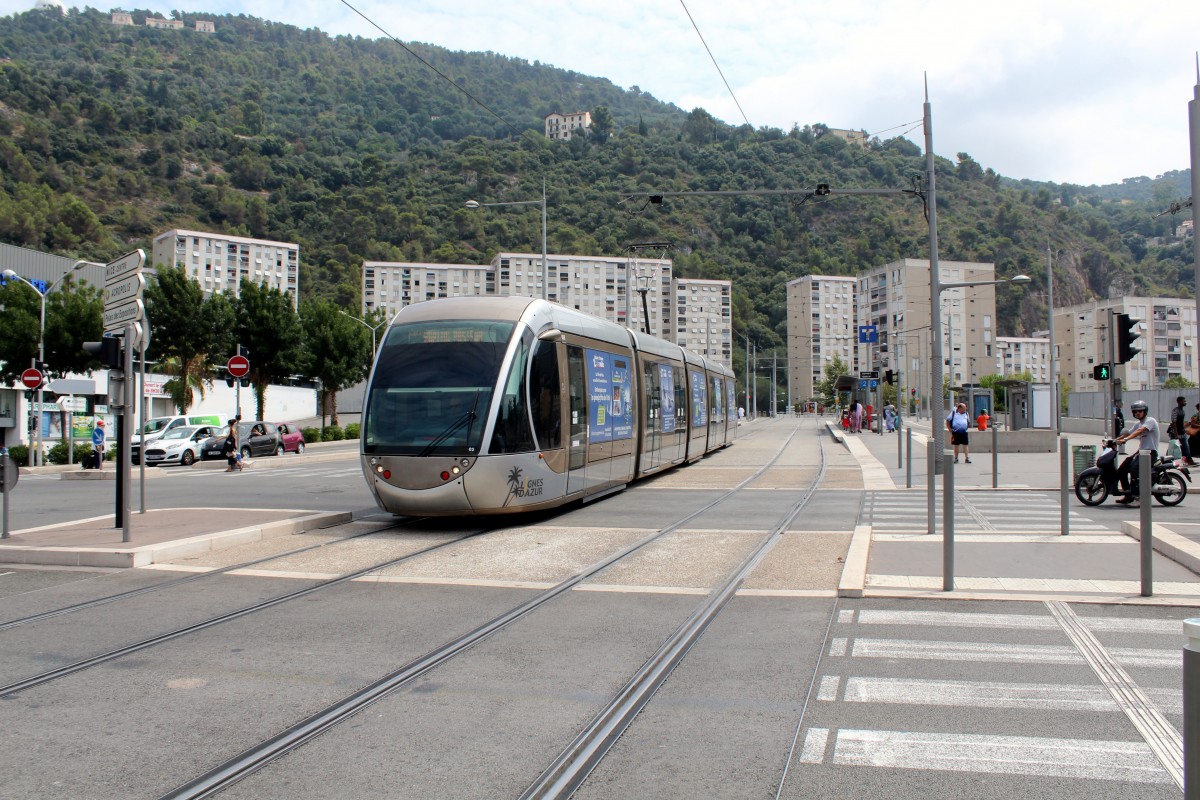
[991,424,998,488]
[139,334,146,515]
[1060,438,1070,536]
[906,427,912,488]
[1140,451,1153,596]
[1184,618,1200,800]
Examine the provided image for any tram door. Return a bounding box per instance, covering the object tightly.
[566,346,588,496]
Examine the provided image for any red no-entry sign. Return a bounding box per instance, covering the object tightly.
[227,355,250,378]
[20,368,43,389]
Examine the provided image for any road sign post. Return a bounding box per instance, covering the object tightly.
[228,354,250,419]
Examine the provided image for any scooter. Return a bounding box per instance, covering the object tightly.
[1074,439,1190,506]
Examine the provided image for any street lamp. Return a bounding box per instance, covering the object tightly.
[338,309,387,355]
[2,260,89,466]
[465,178,548,301]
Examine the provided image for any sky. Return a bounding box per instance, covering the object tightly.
[5,1,1200,186]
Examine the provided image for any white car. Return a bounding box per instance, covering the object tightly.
[142,425,220,467]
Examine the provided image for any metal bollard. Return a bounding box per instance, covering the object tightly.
[905,427,912,489]
[1140,451,1153,597]
[1185,619,1200,799]
[897,419,903,468]
[1060,438,1070,536]
[927,445,936,536]
[991,424,998,488]
[943,453,955,591]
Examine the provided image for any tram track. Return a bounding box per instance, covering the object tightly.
[159,417,822,800]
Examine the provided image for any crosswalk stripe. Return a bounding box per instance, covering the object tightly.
[847,638,1178,668]
[799,728,1172,784]
[855,609,1182,635]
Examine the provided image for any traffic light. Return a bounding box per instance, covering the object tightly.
[1092,363,1111,381]
[1115,313,1141,364]
[883,369,894,385]
[83,336,123,369]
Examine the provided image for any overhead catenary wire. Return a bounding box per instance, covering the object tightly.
[678,0,754,130]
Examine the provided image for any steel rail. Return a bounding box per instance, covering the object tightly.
[520,422,827,799]
[0,525,492,699]
[0,518,405,633]
[159,421,806,800]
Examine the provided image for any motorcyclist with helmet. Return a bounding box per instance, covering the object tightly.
[1114,399,1159,504]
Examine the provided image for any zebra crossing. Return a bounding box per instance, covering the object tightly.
[793,602,1184,795]
[866,489,1113,534]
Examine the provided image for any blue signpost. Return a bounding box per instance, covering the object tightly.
[858,325,878,344]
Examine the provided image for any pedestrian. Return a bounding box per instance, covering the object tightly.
[976,407,990,431]
[852,401,863,433]
[884,402,896,432]
[223,418,242,472]
[946,401,972,463]
[1113,400,1125,436]
[1168,396,1196,465]
[1114,400,1159,504]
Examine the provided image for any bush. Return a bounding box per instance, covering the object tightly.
[5,444,29,464]
[46,442,110,465]
[343,423,360,439]
[301,427,320,443]
[321,425,344,442]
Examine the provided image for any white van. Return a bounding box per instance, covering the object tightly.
[131,414,225,464]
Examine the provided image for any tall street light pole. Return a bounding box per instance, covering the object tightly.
[1190,58,1200,383]
[466,178,548,301]
[924,81,947,476]
[2,261,88,466]
[338,309,387,356]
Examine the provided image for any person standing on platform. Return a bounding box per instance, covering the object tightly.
[946,402,972,464]
[1169,396,1195,465]
[976,408,990,431]
[1113,400,1125,437]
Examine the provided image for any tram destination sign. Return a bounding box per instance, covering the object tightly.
[859,370,879,379]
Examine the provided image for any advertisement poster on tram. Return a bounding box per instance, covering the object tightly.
[586,349,633,444]
[610,357,632,440]
[659,364,675,433]
[690,371,708,426]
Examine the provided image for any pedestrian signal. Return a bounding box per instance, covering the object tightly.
[1092,363,1111,381]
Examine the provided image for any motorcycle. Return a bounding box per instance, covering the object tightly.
[1074,439,1190,507]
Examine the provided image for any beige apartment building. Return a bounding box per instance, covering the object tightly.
[674,278,732,365]
[995,336,1051,383]
[786,275,858,402]
[152,229,299,308]
[543,112,592,141]
[1053,297,1198,393]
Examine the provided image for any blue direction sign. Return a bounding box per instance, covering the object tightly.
[858,325,878,344]
[92,425,106,448]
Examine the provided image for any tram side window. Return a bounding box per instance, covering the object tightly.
[643,362,660,428]
[674,366,687,429]
[490,332,537,454]
[529,339,562,450]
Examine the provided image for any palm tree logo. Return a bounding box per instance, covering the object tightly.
[505,466,524,504]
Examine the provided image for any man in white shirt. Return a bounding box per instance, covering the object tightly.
[946,402,971,464]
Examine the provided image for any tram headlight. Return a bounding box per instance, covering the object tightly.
[451,466,461,475]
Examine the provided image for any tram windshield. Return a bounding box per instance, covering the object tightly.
[363,319,515,455]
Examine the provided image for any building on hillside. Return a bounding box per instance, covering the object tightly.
[152,229,300,308]
[111,11,133,25]
[143,16,184,30]
[786,275,858,403]
[995,336,1051,383]
[674,278,732,365]
[827,128,869,148]
[544,111,592,141]
[1053,297,1197,392]
[194,20,215,32]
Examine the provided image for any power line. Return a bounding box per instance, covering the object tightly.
[678,0,754,129]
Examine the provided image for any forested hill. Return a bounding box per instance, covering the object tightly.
[0,7,1193,350]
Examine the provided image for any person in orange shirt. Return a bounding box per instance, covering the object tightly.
[976,408,990,431]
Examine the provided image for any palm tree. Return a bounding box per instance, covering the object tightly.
[159,355,211,414]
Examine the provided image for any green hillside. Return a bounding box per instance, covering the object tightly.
[0,7,1194,356]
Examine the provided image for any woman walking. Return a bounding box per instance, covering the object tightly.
[223,418,242,472]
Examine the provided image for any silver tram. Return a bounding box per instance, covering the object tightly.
[360,296,737,515]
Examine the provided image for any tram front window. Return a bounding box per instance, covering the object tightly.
[364,320,515,455]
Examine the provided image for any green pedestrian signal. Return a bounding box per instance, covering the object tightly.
[1092,363,1111,381]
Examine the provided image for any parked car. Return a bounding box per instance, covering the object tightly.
[131,414,224,465]
[143,425,219,467]
[199,421,284,461]
[275,422,306,454]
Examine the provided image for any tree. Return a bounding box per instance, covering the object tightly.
[1163,375,1197,389]
[0,276,101,383]
[144,266,233,413]
[234,281,305,420]
[298,299,373,426]
[589,106,613,144]
[815,355,849,405]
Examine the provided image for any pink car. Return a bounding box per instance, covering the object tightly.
[275,422,306,454]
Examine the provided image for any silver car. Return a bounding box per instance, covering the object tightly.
[143,425,219,467]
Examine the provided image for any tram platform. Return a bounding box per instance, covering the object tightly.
[0,508,351,569]
[822,414,1200,607]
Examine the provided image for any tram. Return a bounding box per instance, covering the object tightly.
[360,296,737,515]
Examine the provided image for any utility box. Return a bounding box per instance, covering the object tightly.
[1072,445,1097,481]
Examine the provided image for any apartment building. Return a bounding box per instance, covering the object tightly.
[361,261,493,317]
[151,229,300,307]
[674,278,732,365]
[786,275,857,402]
[543,111,592,141]
[1054,297,1198,392]
[995,336,1051,383]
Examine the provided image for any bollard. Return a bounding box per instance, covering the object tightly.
[991,424,998,488]
[943,453,955,591]
[1140,452,1153,597]
[1184,619,1200,799]
[897,419,903,469]
[1060,438,1070,536]
[905,427,912,489]
[927,445,936,536]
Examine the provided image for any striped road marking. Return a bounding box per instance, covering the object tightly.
[846,638,1178,669]
[798,728,1172,784]
[853,609,1182,635]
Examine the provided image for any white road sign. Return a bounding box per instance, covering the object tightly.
[103,298,145,331]
[104,249,145,285]
[103,272,145,307]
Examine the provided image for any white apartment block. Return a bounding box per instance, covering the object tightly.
[152,229,300,308]
[360,255,733,368]
[674,278,732,365]
[1053,297,1198,393]
[786,275,858,402]
[544,111,592,141]
[995,336,1051,383]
